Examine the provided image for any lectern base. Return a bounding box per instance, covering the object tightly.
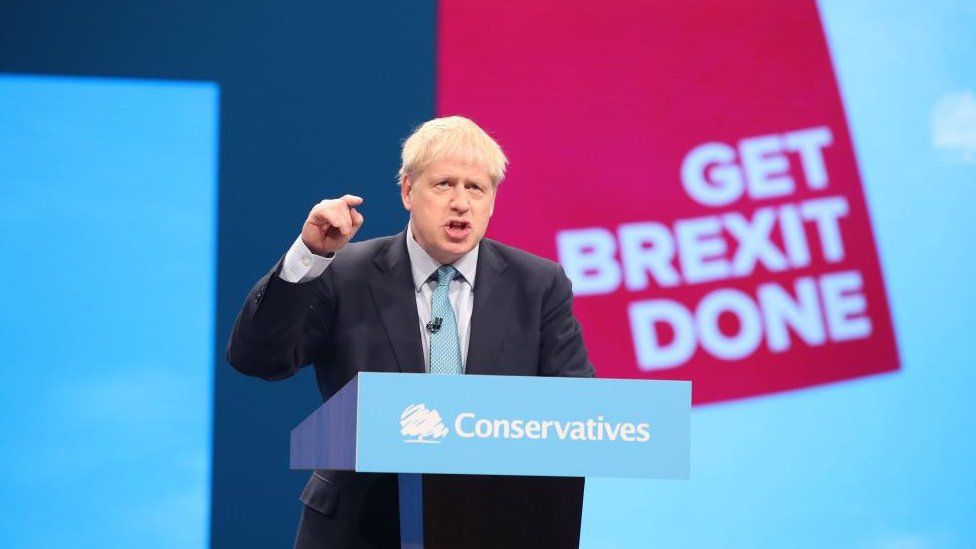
[399,473,584,549]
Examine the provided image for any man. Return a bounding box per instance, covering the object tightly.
[227,116,595,548]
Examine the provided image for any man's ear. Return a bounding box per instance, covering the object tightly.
[400,176,413,211]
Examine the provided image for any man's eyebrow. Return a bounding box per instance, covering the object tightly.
[429,174,489,186]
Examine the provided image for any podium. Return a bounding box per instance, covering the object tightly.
[292,373,690,548]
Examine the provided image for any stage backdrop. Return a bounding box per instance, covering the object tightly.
[440,1,975,545]
[1,0,973,547]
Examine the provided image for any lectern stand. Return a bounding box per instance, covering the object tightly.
[291,373,690,548]
[397,472,583,548]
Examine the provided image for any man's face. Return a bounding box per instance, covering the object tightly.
[401,157,496,265]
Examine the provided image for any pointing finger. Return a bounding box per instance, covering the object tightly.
[340,194,364,207]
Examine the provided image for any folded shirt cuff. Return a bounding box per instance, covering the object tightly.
[279,235,334,283]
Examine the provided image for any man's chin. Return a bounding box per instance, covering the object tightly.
[432,238,477,264]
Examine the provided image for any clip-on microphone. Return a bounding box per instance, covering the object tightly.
[426,317,443,334]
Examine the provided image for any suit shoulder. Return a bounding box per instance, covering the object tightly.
[482,238,562,276]
[331,233,399,268]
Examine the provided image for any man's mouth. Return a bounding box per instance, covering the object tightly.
[445,220,471,239]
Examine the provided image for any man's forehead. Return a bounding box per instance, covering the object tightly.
[424,159,491,184]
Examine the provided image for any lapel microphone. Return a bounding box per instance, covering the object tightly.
[426,317,443,334]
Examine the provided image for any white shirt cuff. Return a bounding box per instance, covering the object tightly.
[279,236,334,283]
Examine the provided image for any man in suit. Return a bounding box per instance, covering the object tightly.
[227,116,595,548]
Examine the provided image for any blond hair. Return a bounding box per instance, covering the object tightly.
[398,116,508,187]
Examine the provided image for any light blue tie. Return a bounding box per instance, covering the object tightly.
[429,265,463,375]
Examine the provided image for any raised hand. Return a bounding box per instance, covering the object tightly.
[301,194,365,255]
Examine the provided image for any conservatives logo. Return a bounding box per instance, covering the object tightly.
[400,405,651,444]
[399,403,448,443]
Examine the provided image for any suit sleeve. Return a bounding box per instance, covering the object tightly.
[226,259,335,381]
[538,263,596,378]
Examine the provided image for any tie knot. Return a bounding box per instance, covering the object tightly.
[436,265,459,286]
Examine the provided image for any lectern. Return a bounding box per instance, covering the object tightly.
[291,373,690,548]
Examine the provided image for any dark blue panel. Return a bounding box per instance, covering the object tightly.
[1,2,436,547]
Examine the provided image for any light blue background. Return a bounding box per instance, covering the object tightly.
[355,373,690,478]
[0,74,218,548]
[580,1,976,547]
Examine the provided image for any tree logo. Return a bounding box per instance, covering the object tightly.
[400,403,449,443]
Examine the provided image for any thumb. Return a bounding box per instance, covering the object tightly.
[350,207,365,227]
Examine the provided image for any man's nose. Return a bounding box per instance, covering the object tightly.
[450,188,471,212]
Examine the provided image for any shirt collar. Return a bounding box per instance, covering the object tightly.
[405,219,479,292]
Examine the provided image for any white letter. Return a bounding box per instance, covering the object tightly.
[618,222,680,290]
[475,419,493,438]
[778,204,811,268]
[784,126,833,190]
[757,277,826,353]
[455,413,475,438]
[556,228,621,296]
[820,270,872,341]
[696,289,763,360]
[724,208,788,276]
[510,420,525,439]
[628,299,696,370]
[680,142,744,207]
[740,134,795,200]
[801,197,849,262]
[675,216,730,284]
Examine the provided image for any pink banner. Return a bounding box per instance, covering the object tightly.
[439,0,899,404]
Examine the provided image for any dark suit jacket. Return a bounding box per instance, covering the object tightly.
[227,231,595,548]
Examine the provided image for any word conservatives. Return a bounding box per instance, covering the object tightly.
[454,413,651,442]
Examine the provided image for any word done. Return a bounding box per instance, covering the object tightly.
[629,271,871,369]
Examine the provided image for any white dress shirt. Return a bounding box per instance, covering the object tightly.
[278,221,478,372]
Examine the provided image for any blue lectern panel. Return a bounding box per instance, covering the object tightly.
[355,373,690,478]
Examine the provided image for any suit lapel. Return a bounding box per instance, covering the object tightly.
[368,232,426,374]
[466,240,510,375]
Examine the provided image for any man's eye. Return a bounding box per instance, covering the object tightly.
[466,183,484,193]
[437,180,451,187]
